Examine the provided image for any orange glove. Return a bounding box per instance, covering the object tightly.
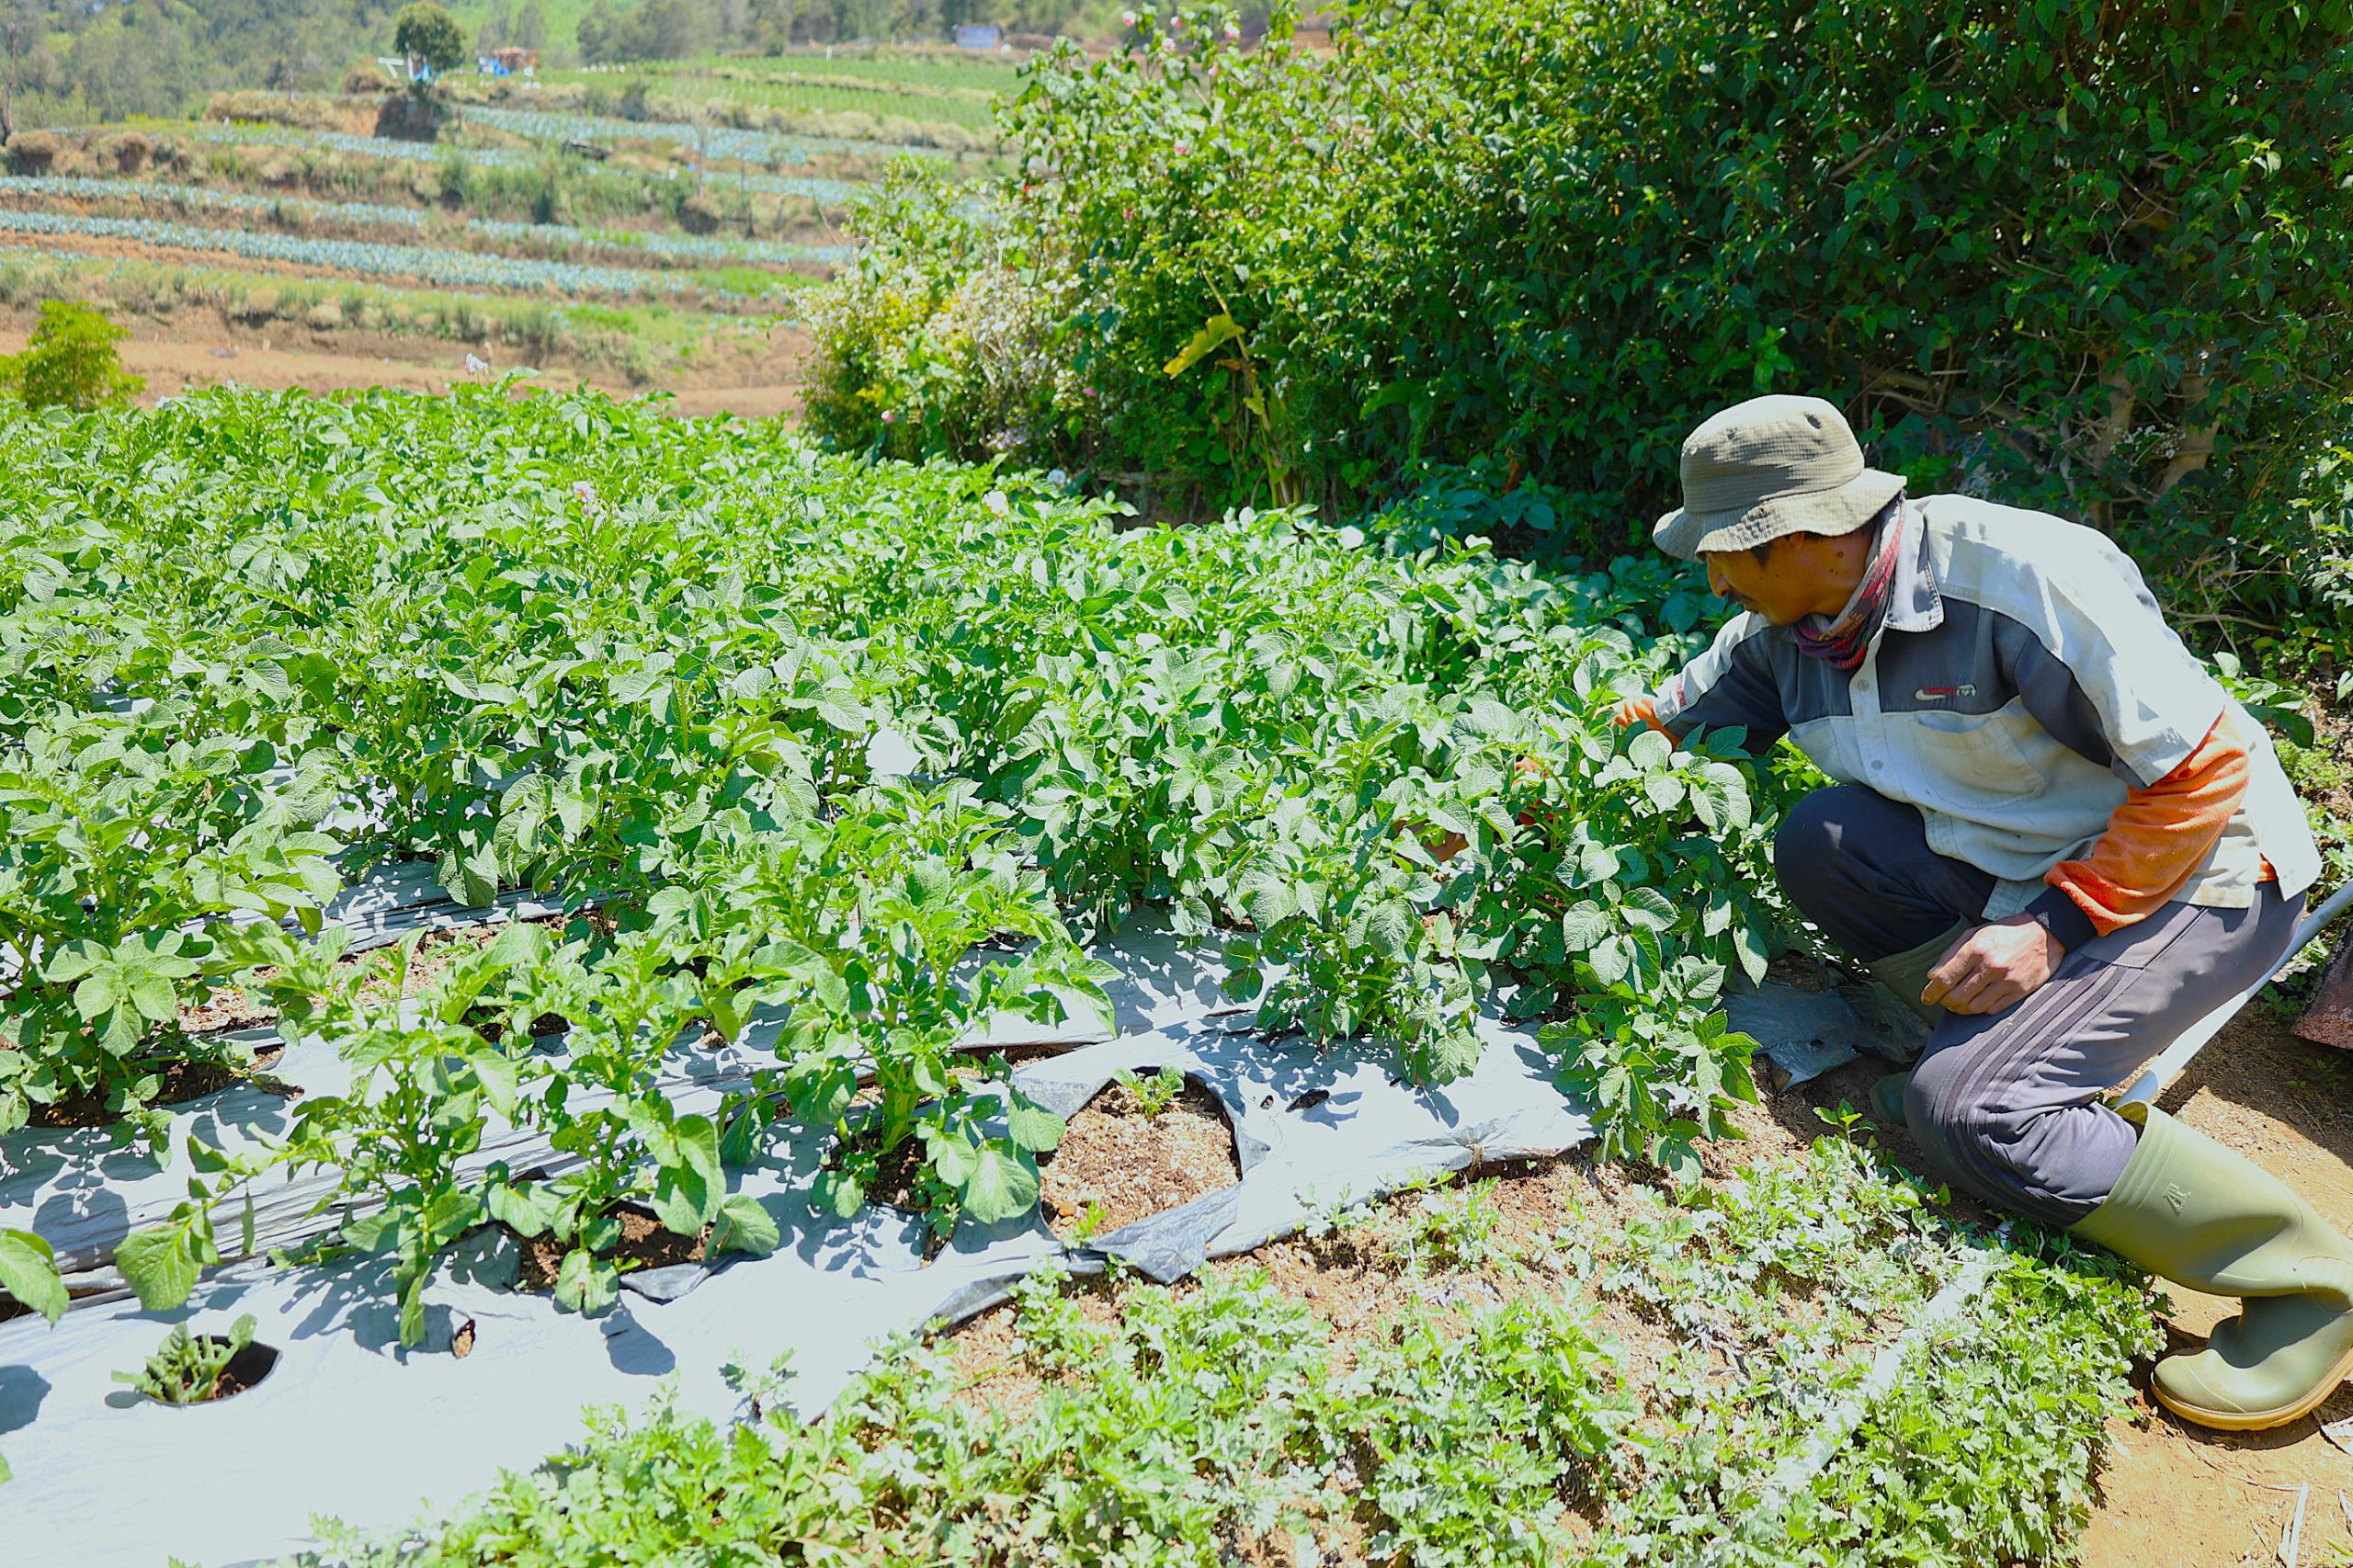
[1614,694,1671,734]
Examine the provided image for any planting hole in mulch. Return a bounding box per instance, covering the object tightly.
[507,1205,709,1293]
[825,1120,952,1258]
[143,1338,280,1407]
[1040,1073,1240,1242]
[28,1044,292,1130]
[465,1007,571,1046]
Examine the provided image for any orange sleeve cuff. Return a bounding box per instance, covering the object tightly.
[2043,708,2252,937]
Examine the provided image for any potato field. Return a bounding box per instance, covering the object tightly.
[6,1,2349,1560]
[0,387,2163,1564]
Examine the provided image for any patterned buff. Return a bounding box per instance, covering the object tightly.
[1790,498,1909,669]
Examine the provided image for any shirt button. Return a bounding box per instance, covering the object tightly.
[1870,760,1886,771]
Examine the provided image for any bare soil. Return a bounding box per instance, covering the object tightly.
[510,1205,709,1293]
[178,912,585,1039]
[938,995,2353,1563]
[0,305,812,419]
[27,1043,290,1129]
[943,1083,1817,1461]
[1039,1075,1239,1240]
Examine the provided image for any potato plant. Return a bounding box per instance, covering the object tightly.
[0,703,342,1142]
[6,386,1797,1323]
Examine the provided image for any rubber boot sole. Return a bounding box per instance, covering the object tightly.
[2152,1337,2353,1431]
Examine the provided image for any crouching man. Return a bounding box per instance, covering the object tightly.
[1623,393,2334,1431]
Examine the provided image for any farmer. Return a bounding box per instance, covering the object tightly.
[1622,394,2337,1432]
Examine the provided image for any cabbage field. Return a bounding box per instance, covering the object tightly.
[0,385,2168,1565]
[0,175,849,270]
[0,51,989,381]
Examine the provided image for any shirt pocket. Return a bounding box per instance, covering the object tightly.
[1896,707,2050,813]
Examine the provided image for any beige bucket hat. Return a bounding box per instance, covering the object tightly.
[1653,394,1906,561]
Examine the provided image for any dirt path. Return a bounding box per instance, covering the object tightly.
[1795,1006,2353,1567]
[0,313,811,420]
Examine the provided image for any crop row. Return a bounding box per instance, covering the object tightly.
[460,105,946,169]
[0,208,801,304]
[310,1135,2157,1565]
[702,73,1001,131]
[707,51,1019,93]
[1,385,1782,1331]
[0,175,848,270]
[179,121,864,203]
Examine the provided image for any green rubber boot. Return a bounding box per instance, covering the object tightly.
[2070,1102,2353,1431]
[1870,1072,1911,1130]
[1859,924,1962,1131]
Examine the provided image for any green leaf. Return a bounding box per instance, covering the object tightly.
[1561,901,1609,952]
[711,1193,780,1257]
[116,1219,213,1312]
[486,1180,561,1238]
[554,1247,619,1315]
[1732,925,1772,985]
[1005,1096,1066,1154]
[1620,886,1677,932]
[0,1230,67,1324]
[467,1048,518,1119]
[958,1143,1039,1224]
[813,1170,866,1219]
[1163,313,1245,378]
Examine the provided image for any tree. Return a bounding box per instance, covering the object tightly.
[514,0,549,50]
[393,3,467,93]
[0,301,145,413]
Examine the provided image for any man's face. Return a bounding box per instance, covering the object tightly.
[1702,539,1828,627]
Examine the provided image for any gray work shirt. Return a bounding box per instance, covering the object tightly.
[1652,494,2320,919]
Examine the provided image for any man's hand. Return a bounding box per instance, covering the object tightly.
[1920,915,2066,1017]
[1614,694,1663,732]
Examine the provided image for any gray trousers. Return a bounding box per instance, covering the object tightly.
[1774,786,2303,1226]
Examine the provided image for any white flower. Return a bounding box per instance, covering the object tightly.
[1224,19,1240,40]
[1121,8,1137,25]
[464,352,489,374]
[572,480,599,507]
[983,490,1012,517]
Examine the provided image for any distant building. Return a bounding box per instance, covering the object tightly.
[954,23,1002,50]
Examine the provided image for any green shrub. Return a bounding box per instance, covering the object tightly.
[810,0,2353,633]
[0,301,144,412]
[803,163,1075,463]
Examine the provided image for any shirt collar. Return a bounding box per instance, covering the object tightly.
[1880,496,1945,634]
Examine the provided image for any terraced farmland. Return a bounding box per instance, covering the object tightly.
[0,49,1003,396]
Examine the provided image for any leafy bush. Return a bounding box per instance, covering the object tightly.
[0,300,143,411]
[811,0,2353,634]
[801,165,1074,463]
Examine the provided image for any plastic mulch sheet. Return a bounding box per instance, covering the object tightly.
[0,868,1859,1568]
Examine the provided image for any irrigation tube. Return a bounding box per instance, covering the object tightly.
[1708,1242,2007,1561]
